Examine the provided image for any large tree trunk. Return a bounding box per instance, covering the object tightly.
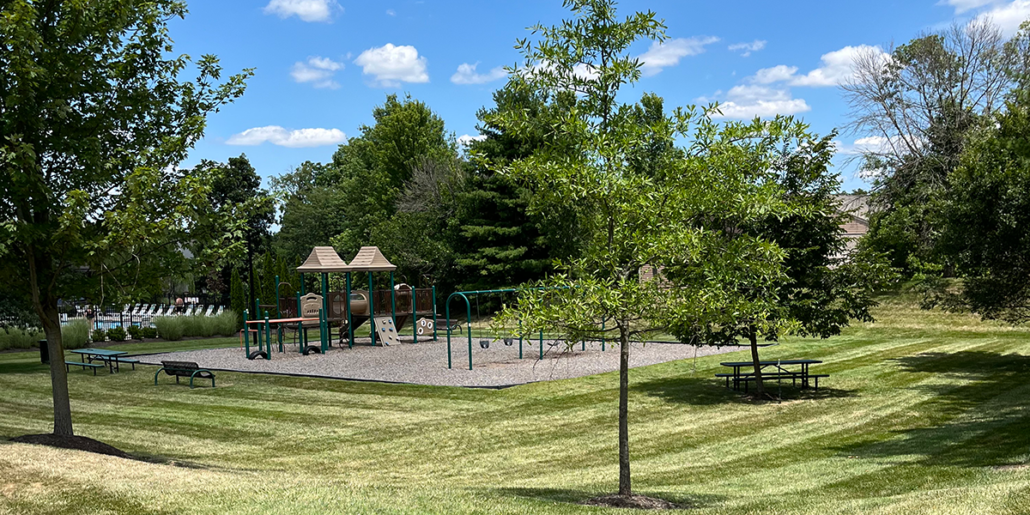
[618,327,631,496]
[749,330,765,397]
[28,248,74,436]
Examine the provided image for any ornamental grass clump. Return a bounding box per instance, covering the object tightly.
[0,327,43,351]
[61,320,91,349]
[213,310,239,337]
[153,317,184,341]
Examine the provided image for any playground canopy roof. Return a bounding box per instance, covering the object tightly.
[296,247,351,273]
[348,246,397,272]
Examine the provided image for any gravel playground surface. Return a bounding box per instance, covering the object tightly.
[140,337,745,387]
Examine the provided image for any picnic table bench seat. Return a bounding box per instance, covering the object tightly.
[65,361,105,376]
[154,360,215,388]
[114,357,139,370]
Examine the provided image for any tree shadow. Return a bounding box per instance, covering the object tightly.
[0,361,49,375]
[493,487,720,510]
[834,351,1030,468]
[634,374,857,405]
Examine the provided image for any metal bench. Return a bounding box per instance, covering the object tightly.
[154,360,215,388]
[434,318,463,335]
[65,361,104,376]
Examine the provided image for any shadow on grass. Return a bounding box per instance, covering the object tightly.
[494,487,719,510]
[634,374,857,405]
[836,351,1030,468]
[0,360,49,375]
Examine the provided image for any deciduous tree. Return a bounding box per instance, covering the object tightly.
[0,0,251,435]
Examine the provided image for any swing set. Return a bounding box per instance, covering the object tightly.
[445,287,605,370]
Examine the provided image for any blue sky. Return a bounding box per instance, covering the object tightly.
[171,0,1030,193]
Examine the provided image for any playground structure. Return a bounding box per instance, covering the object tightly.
[243,246,438,360]
[445,287,607,370]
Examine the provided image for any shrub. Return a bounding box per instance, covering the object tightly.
[153,316,184,341]
[91,328,107,343]
[62,320,91,349]
[127,325,143,340]
[106,325,126,342]
[214,310,239,337]
[0,326,43,351]
[141,326,158,339]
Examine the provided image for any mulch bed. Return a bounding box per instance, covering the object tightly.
[582,494,688,510]
[10,434,131,459]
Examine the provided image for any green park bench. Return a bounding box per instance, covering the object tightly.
[154,360,215,389]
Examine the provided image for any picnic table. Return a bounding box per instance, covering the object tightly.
[717,359,827,392]
[69,348,129,373]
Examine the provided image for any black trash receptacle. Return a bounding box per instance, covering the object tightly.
[39,340,49,364]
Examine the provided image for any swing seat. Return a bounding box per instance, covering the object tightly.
[479,340,490,349]
[503,338,513,346]
[247,351,268,360]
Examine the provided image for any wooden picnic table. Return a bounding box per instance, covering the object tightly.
[69,348,128,373]
[717,359,826,392]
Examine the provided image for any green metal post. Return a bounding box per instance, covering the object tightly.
[296,291,303,354]
[539,329,544,360]
[467,299,474,371]
[368,272,376,347]
[345,272,353,349]
[264,311,271,360]
[390,271,396,325]
[321,273,328,350]
[243,309,250,357]
[601,318,606,351]
[431,286,438,341]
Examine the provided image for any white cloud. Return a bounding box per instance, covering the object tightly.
[451,63,507,85]
[227,126,347,148]
[638,36,720,76]
[291,56,343,88]
[751,65,798,84]
[728,40,767,57]
[752,45,887,88]
[976,1,1030,35]
[709,84,811,119]
[386,9,396,16]
[354,44,429,87]
[263,0,341,22]
[941,0,1004,14]
[457,134,487,147]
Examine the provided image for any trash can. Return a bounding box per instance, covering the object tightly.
[39,339,49,364]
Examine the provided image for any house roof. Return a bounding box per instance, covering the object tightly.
[347,246,397,272]
[836,194,871,224]
[296,247,351,273]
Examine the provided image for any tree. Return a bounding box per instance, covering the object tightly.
[0,0,251,435]
[690,134,896,397]
[843,20,1013,274]
[932,47,1030,323]
[454,85,582,294]
[330,95,457,257]
[492,0,803,499]
[192,154,275,306]
[273,161,349,261]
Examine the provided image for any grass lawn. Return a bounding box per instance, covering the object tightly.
[1,295,1029,514]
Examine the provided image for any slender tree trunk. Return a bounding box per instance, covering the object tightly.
[749,330,765,397]
[618,326,631,496]
[27,249,74,436]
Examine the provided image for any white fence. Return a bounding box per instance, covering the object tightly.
[59,305,224,330]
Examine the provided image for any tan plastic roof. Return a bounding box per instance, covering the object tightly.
[296,247,351,273]
[347,246,397,272]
